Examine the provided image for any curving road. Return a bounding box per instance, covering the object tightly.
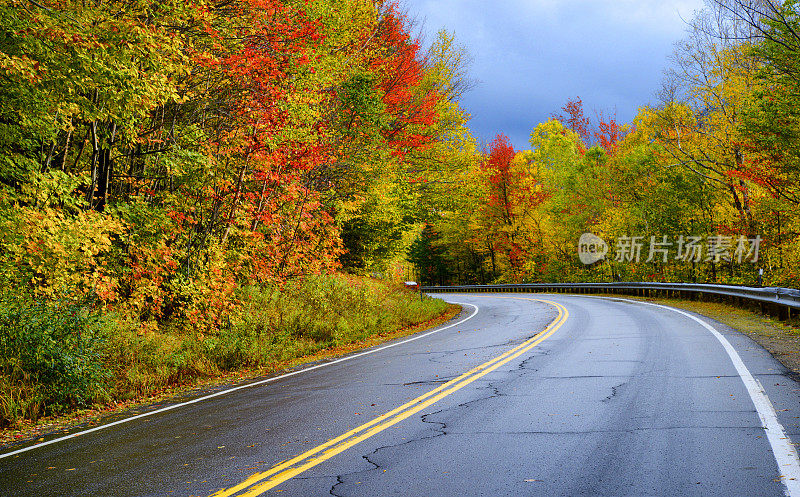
[2,294,800,496]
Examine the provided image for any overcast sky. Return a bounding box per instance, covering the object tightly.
[403,0,706,150]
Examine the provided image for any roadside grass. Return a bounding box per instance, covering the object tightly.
[0,274,454,437]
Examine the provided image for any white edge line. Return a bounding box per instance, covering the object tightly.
[590,295,800,497]
[0,301,479,460]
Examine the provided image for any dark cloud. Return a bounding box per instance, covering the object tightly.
[405,0,704,150]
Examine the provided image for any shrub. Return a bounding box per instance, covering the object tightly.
[0,294,110,426]
[0,274,450,428]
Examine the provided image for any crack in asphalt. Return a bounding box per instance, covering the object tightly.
[327,369,518,496]
[423,341,534,366]
[388,341,549,387]
[324,337,559,496]
[534,375,624,379]
[323,366,762,497]
[405,341,523,358]
[594,359,645,363]
[329,474,346,497]
[603,381,629,402]
[327,418,447,497]
[398,378,452,386]
[518,352,547,370]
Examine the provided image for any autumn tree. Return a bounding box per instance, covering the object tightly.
[643,4,761,238]
[470,134,550,281]
[0,0,481,326]
[552,97,592,146]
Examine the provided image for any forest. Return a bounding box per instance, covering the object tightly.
[412,0,800,289]
[0,0,798,426]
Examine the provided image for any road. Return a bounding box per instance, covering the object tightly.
[2,294,800,496]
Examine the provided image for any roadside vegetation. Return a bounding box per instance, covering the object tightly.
[0,275,449,429]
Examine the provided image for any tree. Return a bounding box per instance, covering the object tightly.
[407,224,451,285]
[646,18,760,233]
[471,134,550,281]
[552,97,591,146]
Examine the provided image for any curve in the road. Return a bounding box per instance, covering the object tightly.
[210,298,568,497]
[3,293,800,497]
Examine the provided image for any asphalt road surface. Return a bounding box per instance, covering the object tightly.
[2,294,800,497]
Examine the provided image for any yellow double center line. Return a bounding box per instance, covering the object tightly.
[211,298,568,497]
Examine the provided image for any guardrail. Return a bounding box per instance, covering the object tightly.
[421,282,800,320]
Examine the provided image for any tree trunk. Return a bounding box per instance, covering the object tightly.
[221,163,247,244]
[96,122,117,211]
[86,120,99,207]
[60,128,72,172]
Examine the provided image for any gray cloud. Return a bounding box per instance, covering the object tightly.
[405,0,705,150]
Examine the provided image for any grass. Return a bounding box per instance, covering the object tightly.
[0,274,456,438]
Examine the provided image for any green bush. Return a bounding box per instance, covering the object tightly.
[0,294,110,426]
